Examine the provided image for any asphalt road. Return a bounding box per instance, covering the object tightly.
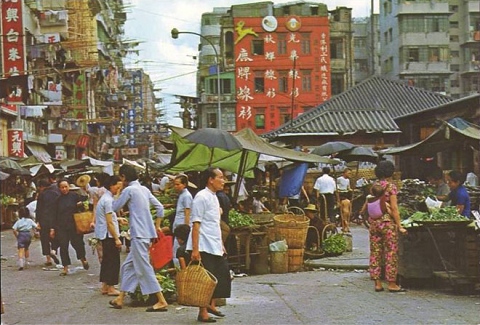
[1,229,479,325]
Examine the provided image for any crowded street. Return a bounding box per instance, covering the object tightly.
[1,225,479,325]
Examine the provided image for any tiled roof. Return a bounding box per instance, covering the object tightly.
[263,76,453,139]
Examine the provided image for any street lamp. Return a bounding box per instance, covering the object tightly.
[171,28,222,130]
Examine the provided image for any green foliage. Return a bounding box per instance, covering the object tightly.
[410,206,466,222]
[228,209,255,228]
[322,234,347,254]
[129,268,176,302]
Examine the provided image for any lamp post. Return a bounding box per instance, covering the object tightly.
[171,28,222,130]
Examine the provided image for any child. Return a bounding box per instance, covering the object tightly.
[12,207,38,270]
[360,183,390,220]
[173,224,191,270]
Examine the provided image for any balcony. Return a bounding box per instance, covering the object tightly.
[461,61,480,74]
[397,2,448,14]
[331,59,346,71]
[400,61,451,74]
[39,10,68,27]
[199,94,234,104]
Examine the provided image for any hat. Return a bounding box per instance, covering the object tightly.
[69,184,80,190]
[76,174,91,187]
[304,204,318,212]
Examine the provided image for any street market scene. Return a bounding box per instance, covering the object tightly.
[1,0,480,324]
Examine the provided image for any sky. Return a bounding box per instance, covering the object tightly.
[123,0,379,127]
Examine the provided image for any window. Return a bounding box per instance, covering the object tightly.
[408,48,419,62]
[354,38,366,48]
[450,79,459,88]
[330,38,344,59]
[311,6,318,15]
[384,32,388,44]
[399,15,448,33]
[355,59,368,72]
[301,70,312,92]
[450,64,460,72]
[449,5,458,12]
[252,40,264,55]
[222,79,232,94]
[254,71,264,93]
[450,35,459,42]
[207,113,217,128]
[429,48,440,62]
[278,71,288,93]
[331,74,344,95]
[450,21,459,29]
[278,34,287,55]
[389,28,393,42]
[279,107,290,124]
[255,109,266,129]
[208,78,219,94]
[301,33,311,54]
[451,50,459,58]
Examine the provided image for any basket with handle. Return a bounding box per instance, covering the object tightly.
[73,211,94,235]
[304,226,325,259]
[176,261,218,307]
[273,213,309,249]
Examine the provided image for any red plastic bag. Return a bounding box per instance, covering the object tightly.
[150,231,173,269]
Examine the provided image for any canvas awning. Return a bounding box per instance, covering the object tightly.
[379,118,480,156]
[26,143,52,163]
[167,126,338,178]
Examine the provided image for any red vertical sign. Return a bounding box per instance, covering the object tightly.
[7,129,24,158]
[1,0,26,77]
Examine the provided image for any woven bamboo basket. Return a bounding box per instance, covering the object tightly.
[176,262,218,307]
[73,211,94,234]
[287,248,304,272]
[304,226,325,260]
[273,214,309,249]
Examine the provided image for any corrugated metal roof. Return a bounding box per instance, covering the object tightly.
[263,76,453,139]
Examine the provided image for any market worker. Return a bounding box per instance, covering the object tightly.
[427,166,450,198]
[36,178,60,266]
[304,204,324,251]
[336,167,353,233]
[442,170,471,218]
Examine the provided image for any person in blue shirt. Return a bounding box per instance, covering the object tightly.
[446,170,471,218]
[12,207,38,270]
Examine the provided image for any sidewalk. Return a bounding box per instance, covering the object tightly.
[305,224,370,270]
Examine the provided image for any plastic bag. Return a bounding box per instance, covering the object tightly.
[425,196,442,212]
[269,239,288,252]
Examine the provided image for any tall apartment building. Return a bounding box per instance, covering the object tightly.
[195,1,354,134]
[352,14,380,84]
[379,0,480,98]
[0,0,159,161]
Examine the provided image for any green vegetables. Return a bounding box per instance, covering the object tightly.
[228,210,255,228]
[410,206,467,222]
[322,234,347,255]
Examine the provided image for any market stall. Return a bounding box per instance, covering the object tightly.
[397,180,480,293]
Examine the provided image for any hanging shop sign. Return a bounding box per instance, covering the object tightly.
[285,16,301,31]
[1,0,26,77]
[7,128,24,158]
[262,16,278,32]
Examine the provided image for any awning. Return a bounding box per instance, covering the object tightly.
[379,118,480,156]
[26,143,52,163]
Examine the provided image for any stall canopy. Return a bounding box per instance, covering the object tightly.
[379,118,480,157]
[167,126,338,178]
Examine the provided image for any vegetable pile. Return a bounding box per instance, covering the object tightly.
[322,234,347,255]
[409,206,467,223]
[228,210,255,228]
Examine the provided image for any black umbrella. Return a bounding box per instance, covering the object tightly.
[184,128,242,151]
[336,147,379,163]
[310,141,355,156]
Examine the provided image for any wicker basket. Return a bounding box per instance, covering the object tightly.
[304,226,325,260]
[273,214,309,249]
[176,262,218,307]
[73,211,94,234]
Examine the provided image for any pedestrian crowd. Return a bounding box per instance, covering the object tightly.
[5,159,474,322]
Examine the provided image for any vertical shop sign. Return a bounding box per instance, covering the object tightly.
[7,129,24,158]
[1,0,26,77]
[73,73,86,118]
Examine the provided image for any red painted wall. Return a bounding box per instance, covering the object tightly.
[234,16,330,134]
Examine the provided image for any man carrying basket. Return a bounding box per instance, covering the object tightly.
[187,167,232,323]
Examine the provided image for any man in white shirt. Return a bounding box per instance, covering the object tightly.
[336,168,353,233]
[187,167,231,322]
[313,167,336,223]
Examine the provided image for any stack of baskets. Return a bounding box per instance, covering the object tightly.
[273,213,309,272]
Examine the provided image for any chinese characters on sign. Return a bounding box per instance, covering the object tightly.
[234,16,330,130]
[7,129,24,158]
[1,0,26,77]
